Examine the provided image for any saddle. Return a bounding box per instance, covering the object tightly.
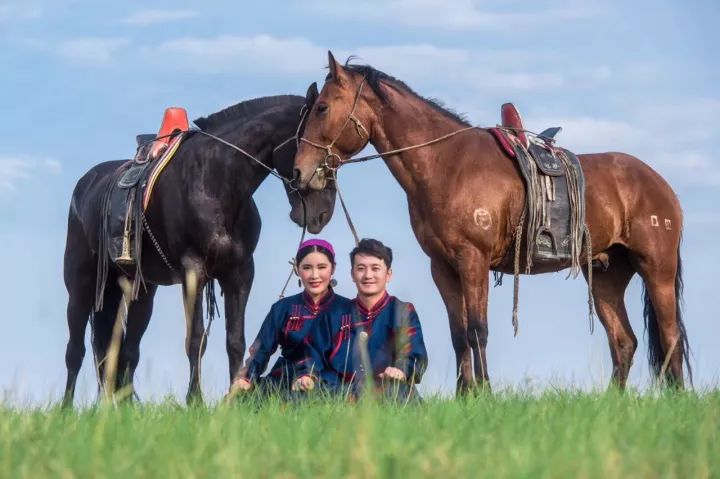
[96,107,189,309]
[489,103,586,272]
[134,107,189,164]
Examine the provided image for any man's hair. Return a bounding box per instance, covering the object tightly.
[350,238,393,269]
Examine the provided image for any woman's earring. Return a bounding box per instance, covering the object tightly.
[298,279,302,288]
[330,278,338,288]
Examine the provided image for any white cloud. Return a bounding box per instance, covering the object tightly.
[308,0,601,31]
[0,4,42,23]
[523,116,638,153]
[636,99,720,144]
[0,157,31,192]
[122,9,197,26]
[524,109,720,188]
[46,31,715,189]
[142,36,602,93]
[143,35,325,75]
[43,158,62,175]
[350,44,608,92]
[0,156,61,193]
[57,37,130,65]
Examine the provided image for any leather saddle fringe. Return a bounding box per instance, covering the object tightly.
[95,163,149,311]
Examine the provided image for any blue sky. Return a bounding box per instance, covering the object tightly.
[1,0,718,405]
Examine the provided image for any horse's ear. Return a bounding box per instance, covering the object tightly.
[305,82,319,107]
[327,50,347,85]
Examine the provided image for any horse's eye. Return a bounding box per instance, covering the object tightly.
[316,103,329,114]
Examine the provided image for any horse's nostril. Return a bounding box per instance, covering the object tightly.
[293,168,302,183]
[290,210,305,225]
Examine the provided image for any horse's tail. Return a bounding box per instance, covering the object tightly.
[642,234,692,386]
[204,279,220,326]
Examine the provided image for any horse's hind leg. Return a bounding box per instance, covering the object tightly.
[632,249,687,387]
[63,281,93,408]
[183,266,207,404]
[117,283,158,399]
[431,258,473,394]
[90,277,123,395]
[62,214,96,407]
[584,247,637,389]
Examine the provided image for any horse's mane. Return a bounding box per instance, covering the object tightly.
[193,95,303,131]
[341,58,471,127]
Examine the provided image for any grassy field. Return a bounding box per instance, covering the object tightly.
[1,390,718,478]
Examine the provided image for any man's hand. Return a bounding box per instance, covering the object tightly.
[229,377,253,393]
[379,367,406,381]
[292,375,315,392]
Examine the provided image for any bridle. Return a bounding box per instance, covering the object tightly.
[299,78,371,178]
[299,76,477,182]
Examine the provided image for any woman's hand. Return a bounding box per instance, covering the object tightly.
[229,377,253,393]
[379,367,406,381]
[292,375,315,392]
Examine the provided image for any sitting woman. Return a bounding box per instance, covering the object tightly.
[229,239,350,396]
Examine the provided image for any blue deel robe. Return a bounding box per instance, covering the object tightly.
[237,289,351,389]
[306,292,428,395]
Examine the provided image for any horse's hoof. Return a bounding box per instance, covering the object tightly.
[186,393,204,407]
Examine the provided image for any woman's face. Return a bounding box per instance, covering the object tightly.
[298,251,335,298]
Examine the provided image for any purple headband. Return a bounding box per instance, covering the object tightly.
[298,239,335,258]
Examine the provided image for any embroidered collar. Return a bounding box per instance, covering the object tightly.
[354,291,392,319]
[302,288,335,314]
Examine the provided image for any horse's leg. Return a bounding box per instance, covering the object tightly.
[91,277,123,396]
[632,249,686,387]
[63,276,93,407]
[62,213,96,408]
[583,248,637,389]
[456,247,491,389]
[183,271,207,404]
[116,283,158,399]
[220,258,254,386]
[430,258,472,394]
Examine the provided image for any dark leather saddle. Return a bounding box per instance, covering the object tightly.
[116,107,190,191]
[488,103,586,267]
[133,107,189,163]
[104,107,190,268]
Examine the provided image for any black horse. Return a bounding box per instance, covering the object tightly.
[62,86,332,406]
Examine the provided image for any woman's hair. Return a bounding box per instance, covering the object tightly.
[297,244,335,265]
[350,238,393,268]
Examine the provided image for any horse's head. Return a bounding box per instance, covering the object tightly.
[273,83,337,233]
[294,51,377,191]
[286,183,336,234]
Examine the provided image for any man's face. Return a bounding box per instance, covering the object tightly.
[351,253,392,297]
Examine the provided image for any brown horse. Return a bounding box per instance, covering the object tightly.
[293,52,691,392]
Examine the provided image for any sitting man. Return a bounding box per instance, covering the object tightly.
[307,238,428,400]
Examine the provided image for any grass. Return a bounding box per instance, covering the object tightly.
[1,390,718,478]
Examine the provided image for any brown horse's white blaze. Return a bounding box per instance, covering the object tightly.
[295,51,690,392]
